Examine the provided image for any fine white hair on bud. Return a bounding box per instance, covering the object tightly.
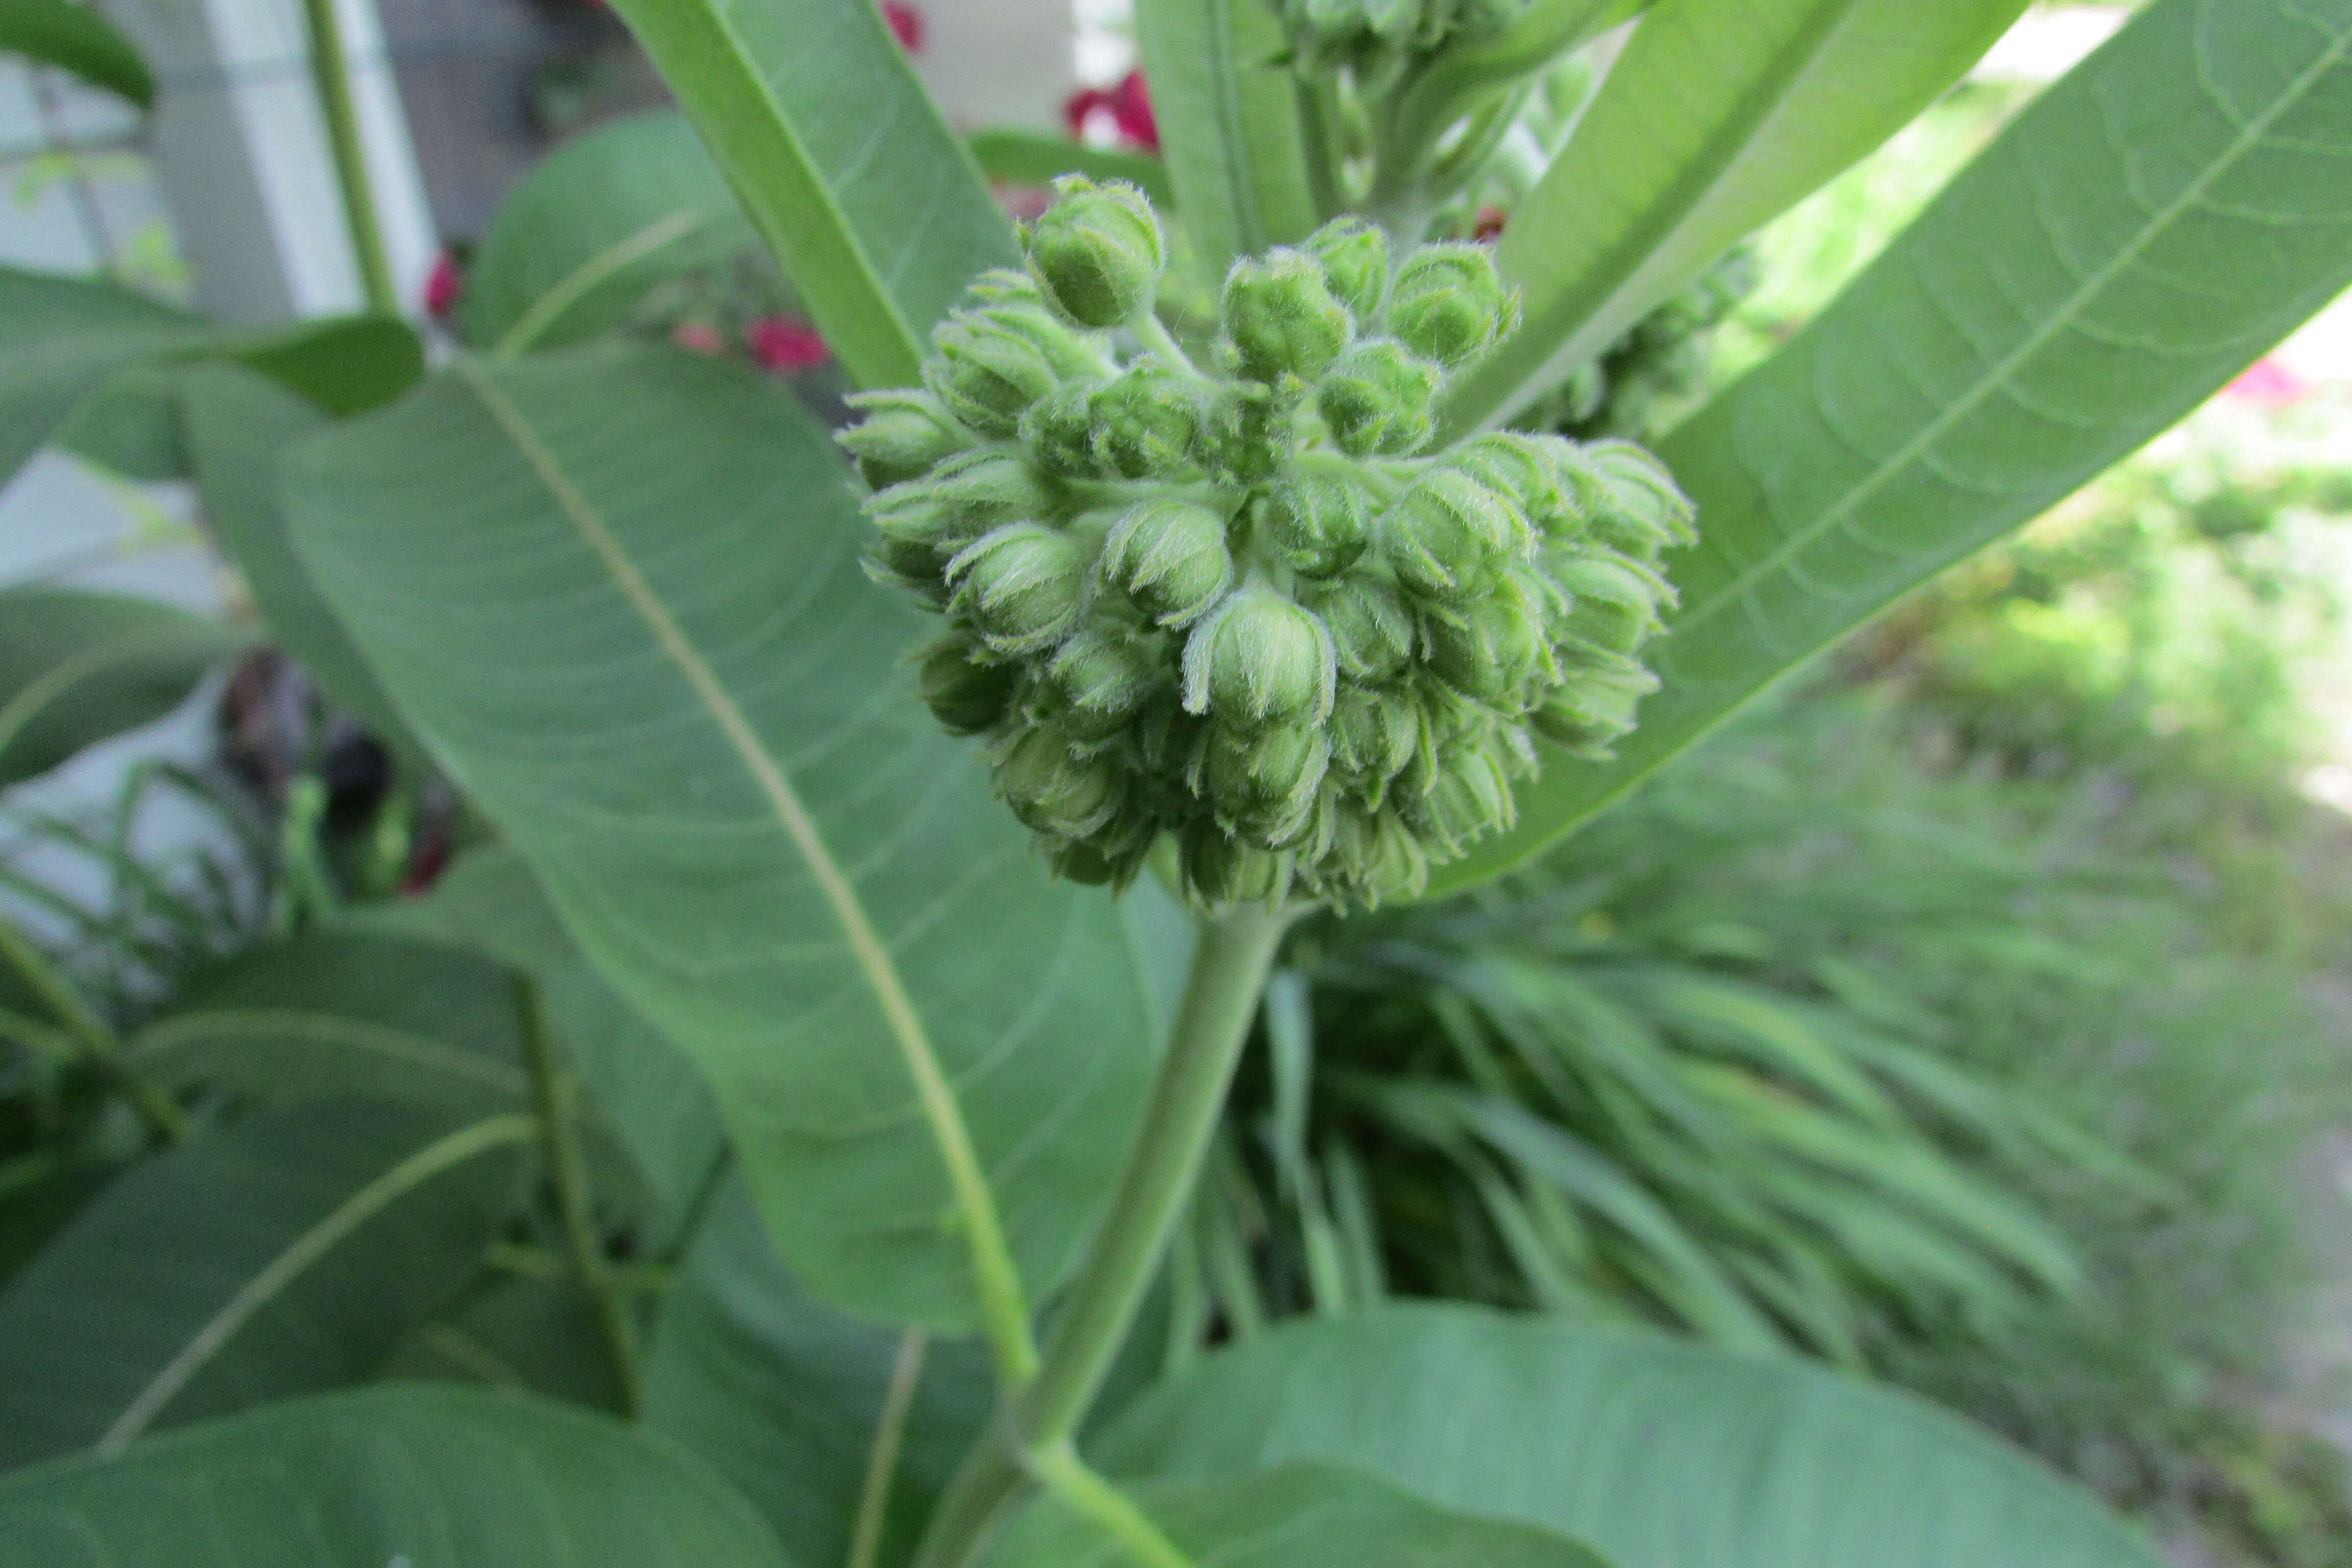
[846,187,1695,910]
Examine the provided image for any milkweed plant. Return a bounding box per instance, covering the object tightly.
[2,0,2347,1563]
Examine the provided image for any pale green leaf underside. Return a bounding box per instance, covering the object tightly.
[286,344,1155,1332]
[603,0,1018,387]
[990,1462,1619,1568]
[1137,0,1320,280]
[1437,0,2352,890]
[1099,1304,2163,1568]
[1453,0,2028,429]
[0,1385,791,1567]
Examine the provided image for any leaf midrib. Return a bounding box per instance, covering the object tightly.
[1669,12,2352,645]
[450,360,1023,1335]
[494,210,712,359]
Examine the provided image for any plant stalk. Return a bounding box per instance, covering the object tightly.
[0,914,186,1142]
[513,974,642,1413]
[298,0,398,315]
[911,902,1293,1568]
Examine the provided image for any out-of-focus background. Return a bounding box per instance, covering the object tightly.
[3,5,2348,1562]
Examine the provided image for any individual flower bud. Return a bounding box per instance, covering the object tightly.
[865,489,975,601]
[967,266,1045,305]
[922,449,1062,531]
[1048,624,1160,737]
[1329,683,1418,791]
[1388,243,1516,369]
[1091,361,1207,479]
[997,721,1126,837]
[1222,250,1352,382]
[1321,804,1428,905]
[1180,818,1291,907]
[1548,551,1672,655]
[1263,469,1375,577]
[1422,575,1553,703]
[1019,383,1108,480]
[926,312,1068,436]
[1444,432,1554,514]
[1315,339,1440,457]
[1300,573,1413,682]
[1100,499,1234,627]
[839,390,973,487]
[1578,439,1698,557]
[1200,722,1330,844]
[1048,825,1155,890]
[1530,662,1660,757]
[946,523,1088,653]
[1206,381,1287,484]
[1401,728,1518,851]
[1181,586,1337,729]
[1303,217,1389,323]
[916,634,1019,734]
[1381,469,1531,601]
[1025,175,1165,328]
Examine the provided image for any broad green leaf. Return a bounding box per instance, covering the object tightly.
[56,361,186,480]
[1137,0,1320,279]
[178,363,413,743]
[0,0,154,107]
[0,1101,528,1468]
[462,111,754,355]
[232,312,425,417]
[0,587,238,791]
[603,0,1018,388]
[0,1385,792,1567]
[1098,1304,2164,1568]
[644,1179,994,1568]
[1446,0,2029,431]
[389,846,728,1220]
[125,929,529,1111]
[968,128,1175,209]
[285,342,1157,1331]
[1437,0,2352,889]
[0,266,207,486]
[989,1463,1619,1568]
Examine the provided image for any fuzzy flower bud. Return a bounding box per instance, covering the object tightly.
[1181,586,1336,729]
[1222,251,1352,383]
[1302,573,1414,683]
[927,311,1078,437]
[921,449,1061,531]
[916,635,1019,734]
[1330,683,1419,789]
[1100,499,1234,627]
[1263,469,1375,578]
[1423,575,1554,702]
[1577,439,1698,559]
[1202,722,1329,843]
[1047,624,1160,736]
[998,722,1125,837]
[946,523,1088,653]
[1180,820,1291,908]
[1019,383,1108,480]
[1303,217,1389,323]
[1402,732,1517,852]
[1092,361,1207,479]
[1025,176,1165,328]
[1548,552,1673,655]
[1388,243,1516,369]
[1382,469,1531,601]
[1316,339,1440,457]
[840,390,973,488]
[1529,660,1660,758]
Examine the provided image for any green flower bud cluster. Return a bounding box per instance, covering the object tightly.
[845,178,1694,910]
[1282,0,1521,68]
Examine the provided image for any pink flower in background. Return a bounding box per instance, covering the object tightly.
[1064,69,1158,151]
[671,322,726,356]
[747,314,831,372]
[882,1,924,51]
[1473,206,1507,241]
[423,251,463,318]
[2223,358,2311,409]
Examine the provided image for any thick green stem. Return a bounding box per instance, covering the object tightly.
[513,974,642,1413]
[299,0,398,315]
[911,903,1293,1568]
[0,914,186,1142]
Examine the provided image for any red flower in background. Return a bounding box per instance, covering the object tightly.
[882,1,924,51]
[747,314,831,373]
[423,250,463,318]
[2223,358,2311,409]
[1064,68,1157,151]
